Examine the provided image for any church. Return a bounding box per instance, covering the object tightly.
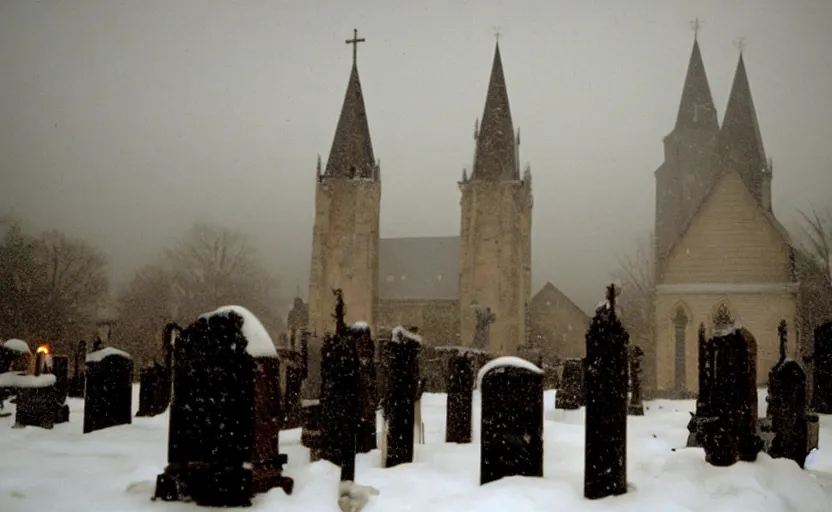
[304,34,588,360]
[648,34,802,397]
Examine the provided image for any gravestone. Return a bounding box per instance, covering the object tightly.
[584,286,629,500]
[479,356,544,486]
[51,355,70,423]
[446,349,475,444]
[68,340,87,398]
[765,321,789,419]
[700,327,763,467]
[687,324,711,448]
[420,345,445,393]
[768,359,808,468]
[277,345,304,430]
[353,324,378,454]
[813,321,832,414]
[627,346,644,416]
[83,347,133,434]
[382,326,421,469]
[13,369,59,430]
[154,307,292,507]
[555,358,584,410]
[319,309,360,481]
[136,364,169,418]
[300,400,323,461]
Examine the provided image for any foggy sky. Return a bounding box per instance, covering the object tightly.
[2,0,831,312]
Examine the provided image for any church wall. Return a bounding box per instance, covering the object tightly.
[308,178,380,338]
[377,299,459,346]
[660,170,792,285]
[653,291,798,393]
[529,299,589,362]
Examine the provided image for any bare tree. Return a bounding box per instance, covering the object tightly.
[611,232,655,343]
[794,208,832,358]
[797,208,832,288]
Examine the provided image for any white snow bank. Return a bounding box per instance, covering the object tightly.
[86,347,132,363]
[0,371,56,388]
[391,326,422,344]
[338,481,380,512]
[200,305,277,358]
[477,355,543,389]
[3,339,31,354]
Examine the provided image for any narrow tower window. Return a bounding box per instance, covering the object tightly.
[672,306,689,391]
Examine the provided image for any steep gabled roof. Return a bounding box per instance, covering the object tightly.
[530,282,590,320]
[324,64,376,179]
[378,236,460,301]
[471,42,518,181]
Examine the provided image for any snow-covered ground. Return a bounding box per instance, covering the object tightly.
[1,387,830,511]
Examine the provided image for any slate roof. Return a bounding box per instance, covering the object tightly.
[379,236,460,301]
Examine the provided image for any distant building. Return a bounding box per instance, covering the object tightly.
[650,35,799,397]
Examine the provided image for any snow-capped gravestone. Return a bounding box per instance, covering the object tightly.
[382,326,422,469]
[700,326,763,467]
[478,356,544,486]
[136,323,177,418]
[445,348,475,444]
[7,348,60,429]
[767,323,810,468]
[83,347,133,434]
[555,358,584,410]
[154,306,293,506]
[814,321,832,414]
[584,287,629,500]
[1,338,31,373]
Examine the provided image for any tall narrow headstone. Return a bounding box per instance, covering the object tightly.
[51,355,70,423]
[83,347,133,434]
[584,285,628,500]
[813,321,832,414]
[68,340,87,398]
[555,358,584,410]
[354,323,378,454]
[479,356,544,485]
[252,355,293,494]
[446,349,475,444]
[382,326,421,469]
[768,360,808,468]
[627,346,645,416]
[687,324,711,447]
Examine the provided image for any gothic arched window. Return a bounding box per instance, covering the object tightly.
[672,306,689,391]
[713,303,733,332]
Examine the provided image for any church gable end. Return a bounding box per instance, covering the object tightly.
[661,169,792,286]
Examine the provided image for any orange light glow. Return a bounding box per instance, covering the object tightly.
[36,345,50,355]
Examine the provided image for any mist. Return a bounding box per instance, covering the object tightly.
[2,0,830,312]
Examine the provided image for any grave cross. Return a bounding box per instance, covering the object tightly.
[346,28,366,66]
[690,17,704,40]
[734,37,747,53]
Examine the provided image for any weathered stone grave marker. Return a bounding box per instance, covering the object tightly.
[83,346,133,434]
[479,356,544,485]
[813,321,832,414]
[67,340,87,398]
[627,345,645,416]
[555,358,584,410]
[687,324,711,448]
[136,323,177,418]
[445,348,475,444]
[584,285,629,500]
[354,322,377,454]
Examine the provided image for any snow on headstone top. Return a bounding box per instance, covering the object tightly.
[86,347,132,363]
[476,356,543,389]
[0,371,56,388]
[200,305,278,358]
[391,326,422,344]
[350,321,370,332]
[715,322,743,337]
[3,338,31,354]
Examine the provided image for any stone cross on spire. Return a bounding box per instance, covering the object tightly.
[346,28,366,66]
[690,17,703,40]
[493,26,503,42]
[734,37,747,53]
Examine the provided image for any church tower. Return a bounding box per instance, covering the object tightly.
[307,31,381,337]
[654,34,720,269]
[459,42,533,355]
[718,52,773,212]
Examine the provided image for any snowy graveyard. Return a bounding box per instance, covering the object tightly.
[0,385,830,511]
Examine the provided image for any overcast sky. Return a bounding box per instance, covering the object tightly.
[2,0,831,312]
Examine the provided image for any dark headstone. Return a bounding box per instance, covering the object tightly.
[627,346,645,416]
[278,348,304,430]
[83,349,133,434]
[686,324,711,448]
[68,340,87,398]
[382,327,421,469]
[768,360,808,468]
[354,326,378,454]
[51,356,70,423]
[700,328,763,467]
[445,349,474,444]
[319,328,360,481]
[301,400,323,461]
[479,358,544,486]
[136,364,170,418]
[154,312,256,507]
[251,357,293,495]
[555,358,584,410]
[14,376,59,429]
[584,287,628,500]
[813,321,832,414]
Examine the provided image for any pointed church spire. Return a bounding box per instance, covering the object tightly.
[324,30,376,180]
[718,52,768,202]
[471,42,518,181]
[673,37,719,132]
